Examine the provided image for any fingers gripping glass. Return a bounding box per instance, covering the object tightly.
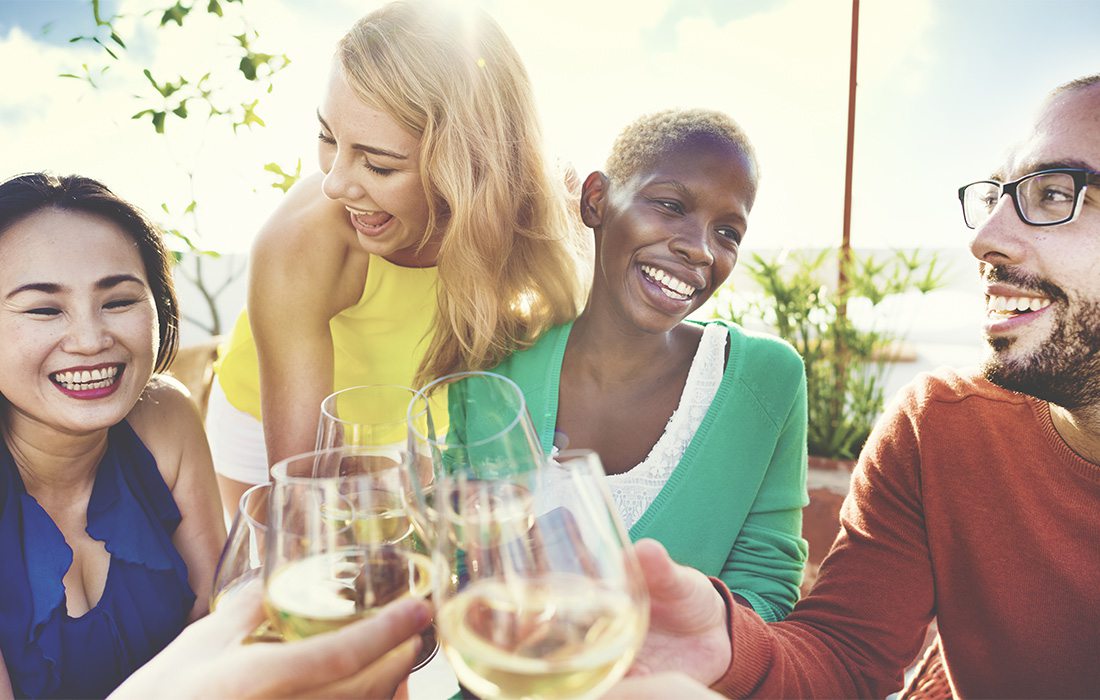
[958,168,1099,229]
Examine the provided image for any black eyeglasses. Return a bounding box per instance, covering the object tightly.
[958,167,1100,229]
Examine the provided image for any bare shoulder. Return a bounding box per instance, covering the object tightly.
[250,171,368,317]
[251,171,358,275]
[127,375,207,490]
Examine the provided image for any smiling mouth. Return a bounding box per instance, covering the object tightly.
[986,294,1052,319]
[346,207,394,230]
[50,365,122,391]
[641,264,698,301]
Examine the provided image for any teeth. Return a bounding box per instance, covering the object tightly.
[347,207,381,216]
[987,295,1051,315]
[641,265,696,299]
[52,366,119,390]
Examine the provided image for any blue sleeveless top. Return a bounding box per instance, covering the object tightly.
[0,422,196,699]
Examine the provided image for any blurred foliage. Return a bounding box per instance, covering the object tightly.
[264,159,302,194]
[63,0,289,135]
[60,0,300,336]
[708,249,947,460]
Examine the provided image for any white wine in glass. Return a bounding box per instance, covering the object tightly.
[434,449,649,700]
[269,441,439,667]
[264,544,432,640]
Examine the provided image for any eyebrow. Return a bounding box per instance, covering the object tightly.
[6,274,145,300]
[316,111,409,160]
[645,178,694,198]
[643,178,749,223]
[992,158,1100,181]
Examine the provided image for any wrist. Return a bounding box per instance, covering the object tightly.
[705,577,736,687]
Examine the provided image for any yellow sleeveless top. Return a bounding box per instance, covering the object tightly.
[214,255,438,426]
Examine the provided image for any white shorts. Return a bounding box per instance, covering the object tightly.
[206,378,271,484]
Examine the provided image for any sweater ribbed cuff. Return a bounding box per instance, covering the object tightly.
[707,577,775,698]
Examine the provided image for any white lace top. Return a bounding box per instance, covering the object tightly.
[605,323,727,530]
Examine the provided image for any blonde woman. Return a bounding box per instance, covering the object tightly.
[208,0,587,513]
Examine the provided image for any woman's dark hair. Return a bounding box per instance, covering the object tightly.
[0,172,179,373]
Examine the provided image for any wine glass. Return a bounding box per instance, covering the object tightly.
[213,482,270,609]
[405,371,543,539]
[432,449,649,700]
[316,384,416,451]
[316,384,441,668]
[211,482,283,642]
[268,443,438,668]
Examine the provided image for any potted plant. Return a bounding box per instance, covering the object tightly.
[706,248,946,589]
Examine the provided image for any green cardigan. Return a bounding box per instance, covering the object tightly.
[489,319,809,621]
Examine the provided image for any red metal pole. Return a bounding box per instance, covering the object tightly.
[832,0,860,424]
[840,0,859,296]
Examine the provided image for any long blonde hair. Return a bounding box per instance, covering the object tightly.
[338,0,588,386]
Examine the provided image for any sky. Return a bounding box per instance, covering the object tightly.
[2,0,1100,260]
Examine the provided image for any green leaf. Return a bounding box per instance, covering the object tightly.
[233,99,265,131]
[110,31,126,49]
[263,159,301,193]
[184,200,197,214]
[143,68,160,91]
[160,2,191,27]
[236,50,284,83]
[166,227,199,251]
[207,0,223,16]
[238,58,254,81]
[91,36,118,60]
[172,103,188,118]
[152,111,166,133]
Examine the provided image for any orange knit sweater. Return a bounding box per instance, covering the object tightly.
[713,368,1100,698]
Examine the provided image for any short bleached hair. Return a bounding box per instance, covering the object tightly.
[605,108,759,190]
[1051,72,1100,96]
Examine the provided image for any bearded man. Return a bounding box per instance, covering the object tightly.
[620,73,1100,699]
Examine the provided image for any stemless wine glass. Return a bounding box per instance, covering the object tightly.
[267,444,437,668]
[433,449,649,700]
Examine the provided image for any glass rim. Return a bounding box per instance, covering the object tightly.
[406,370,531,450]
[319,383,418,428]
[236,481,271,531]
